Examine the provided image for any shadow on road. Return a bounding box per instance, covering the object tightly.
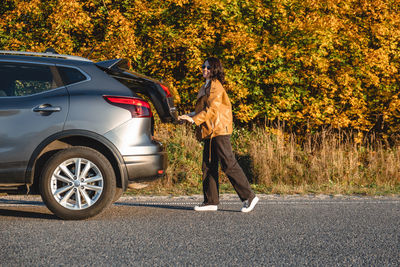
[0,198,241,220]
[0,208,58,220]
[0,198,55,220]
[114,202,241,212]
[0,198,44,206]
[114,202,194,211]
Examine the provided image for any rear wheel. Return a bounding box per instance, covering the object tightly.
[39,146,116,220]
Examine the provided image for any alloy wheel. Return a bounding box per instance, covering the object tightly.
[50,158,104,210]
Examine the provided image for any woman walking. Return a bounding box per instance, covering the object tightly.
[178,57,259,212]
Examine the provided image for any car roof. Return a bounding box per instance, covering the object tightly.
[0,50,93,66]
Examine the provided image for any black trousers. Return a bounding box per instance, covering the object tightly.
[202,135,255,205]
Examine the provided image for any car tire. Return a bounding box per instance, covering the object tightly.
[39,146,116,220]
[113,187,124,203]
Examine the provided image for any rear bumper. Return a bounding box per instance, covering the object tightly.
[123,151,167,182]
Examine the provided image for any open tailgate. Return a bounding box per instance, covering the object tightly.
[96,59,178,123]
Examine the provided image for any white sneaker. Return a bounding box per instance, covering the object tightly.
[194,203,218,211]
[241,196,259,213]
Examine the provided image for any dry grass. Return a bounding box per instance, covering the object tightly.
[153,123,203,190]
[248,127,400,195]
[126,123,400,196]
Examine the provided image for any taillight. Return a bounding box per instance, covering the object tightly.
[103,95,152,118]
[159,83,172,97]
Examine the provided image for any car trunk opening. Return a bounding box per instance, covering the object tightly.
[96,59,178,123]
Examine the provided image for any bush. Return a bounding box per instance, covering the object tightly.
[1,0,400,137]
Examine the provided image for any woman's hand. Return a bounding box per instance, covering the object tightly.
[178,114,195,124]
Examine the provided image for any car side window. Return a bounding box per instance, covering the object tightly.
[0,62,59,97]
[58,66,87,85]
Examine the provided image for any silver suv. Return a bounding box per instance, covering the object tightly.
[0,50,177,219]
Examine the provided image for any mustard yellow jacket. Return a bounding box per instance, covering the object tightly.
[192,79,233,140]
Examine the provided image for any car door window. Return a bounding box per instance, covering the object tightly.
[0,62,59,97]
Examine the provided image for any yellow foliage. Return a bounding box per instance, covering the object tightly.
[1,0,400,137]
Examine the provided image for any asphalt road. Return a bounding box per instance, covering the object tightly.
[0,194,399,266]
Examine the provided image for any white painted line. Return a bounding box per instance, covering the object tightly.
[114,201,400,206]
[0,200,399,208]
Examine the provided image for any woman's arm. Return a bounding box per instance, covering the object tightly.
[178,114,195,123]
[192,83,223,126]
[178,111,196,123]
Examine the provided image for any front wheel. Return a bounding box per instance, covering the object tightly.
[39,146,116,220]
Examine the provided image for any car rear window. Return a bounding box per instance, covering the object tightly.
[58,66,87,85]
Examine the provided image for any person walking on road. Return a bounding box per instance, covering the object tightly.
[178,57,259,212]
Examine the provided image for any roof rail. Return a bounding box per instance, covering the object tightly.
[0,50,92,62]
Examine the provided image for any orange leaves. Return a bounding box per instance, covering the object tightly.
[236,103,257,122]
[45,0,93,53]
[98,9,139,60]
[1,0,400,137]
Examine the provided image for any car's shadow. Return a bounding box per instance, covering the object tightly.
[0,198,59,219]
[0,198,240,220]
[0,198,44,206]
[0,208,58,220]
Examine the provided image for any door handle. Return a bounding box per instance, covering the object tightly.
[33,104,61,113]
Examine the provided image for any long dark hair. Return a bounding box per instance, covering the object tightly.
[205,57,225,84]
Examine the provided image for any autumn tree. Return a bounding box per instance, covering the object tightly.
[1,0,400,138]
